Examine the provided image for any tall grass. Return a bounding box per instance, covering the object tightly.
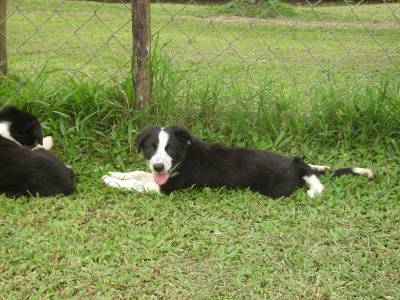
[0,48,399,161]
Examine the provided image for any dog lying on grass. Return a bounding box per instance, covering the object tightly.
[102,125,373,198]
[0,106,75,197]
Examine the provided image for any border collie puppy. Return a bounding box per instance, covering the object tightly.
[102,126,373,198]
[0,106,75,197]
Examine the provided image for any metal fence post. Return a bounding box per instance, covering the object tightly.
[0,0,7,76]
[132,0,151,110]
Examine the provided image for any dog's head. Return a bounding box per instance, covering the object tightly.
[136,125,192,185]
[0,106,43,147]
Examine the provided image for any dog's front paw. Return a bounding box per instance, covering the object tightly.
[102,175,122,188]
[107,172,131,180]
[42,136,54,150]
[108,171,151,180]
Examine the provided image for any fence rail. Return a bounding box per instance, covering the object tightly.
[1,0,399,103]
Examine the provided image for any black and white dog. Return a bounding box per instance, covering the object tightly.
[102,125,373,198]
[0,106,75,197]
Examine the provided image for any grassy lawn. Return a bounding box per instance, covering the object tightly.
[1,151,399,298]
[1,0,400,298]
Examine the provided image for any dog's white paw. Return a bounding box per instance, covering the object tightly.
[42,136,54,150]
[102,174,160,193]
[107,172,129,180]
[101,175,144,191]
[108,171,152,181]
[102,175,122,188]
[303,174,325,199]
[107,171,144,180]
[306,184,325,198]
[131,171,154,182]
[307,189,315,198]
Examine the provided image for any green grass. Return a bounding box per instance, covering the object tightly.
[1,0,400,298]
[1,64,400,298]
[6,0,400,90]
[1,165,399,298]
[220,0,298,19]
[194,1,400,23]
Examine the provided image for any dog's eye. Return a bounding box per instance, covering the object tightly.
[150,143,157,150]
[165,145,174,154]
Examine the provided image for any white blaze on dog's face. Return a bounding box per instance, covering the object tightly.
[149,129,172,185]
[136,125,192,186]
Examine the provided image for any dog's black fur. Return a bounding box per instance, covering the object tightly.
[137,126,320,198]
[0,106,75,197]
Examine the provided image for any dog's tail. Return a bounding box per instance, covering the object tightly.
[307,163,373,179]
[331,167,373,178]
[294,157,374,179]
[293,157,373,198]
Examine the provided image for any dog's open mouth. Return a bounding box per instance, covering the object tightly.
[153,172,169,185]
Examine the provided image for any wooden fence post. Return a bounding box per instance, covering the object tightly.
[0,0,7,76]
[132,0,151,110]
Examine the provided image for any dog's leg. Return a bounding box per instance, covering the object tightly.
[33,136,54,151]
[107,170,152,181]
[308,164,331,172]
[101,174,160,193]
[303,174,325,198]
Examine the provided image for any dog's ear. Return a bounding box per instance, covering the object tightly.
[31,121,43,145]
[136,126,160,152]
[0,105,19,118]
[171,126,192,145]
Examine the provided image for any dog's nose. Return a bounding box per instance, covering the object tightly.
[153,163,165,173]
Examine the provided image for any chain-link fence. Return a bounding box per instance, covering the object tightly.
[1,0,133,81]
[1,0,400,94]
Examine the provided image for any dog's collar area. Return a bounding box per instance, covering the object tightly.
[170,171,180,178]
[168,161,182,179]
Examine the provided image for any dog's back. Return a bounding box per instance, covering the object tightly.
[0,141,74,197]
[162,138,309,198]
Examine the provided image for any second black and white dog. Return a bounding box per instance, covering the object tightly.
[102,126,373,198]
[0,106,75,197]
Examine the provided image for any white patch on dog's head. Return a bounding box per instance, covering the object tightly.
[0,121,22,146]
[149,129,172,185]
[137,125,192,186]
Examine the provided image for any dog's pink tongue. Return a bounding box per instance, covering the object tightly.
[153,173,169,185]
